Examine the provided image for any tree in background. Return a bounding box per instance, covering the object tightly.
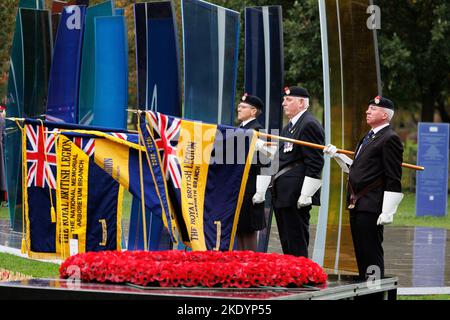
[0,0,18,103]
[376,0,450,123]
[1,0,449,124]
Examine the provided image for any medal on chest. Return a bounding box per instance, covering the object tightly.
[283,142,294,153]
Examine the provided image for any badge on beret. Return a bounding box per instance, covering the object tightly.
[284,87,290,95]
[374,96,381,104]
[242,93,248,101]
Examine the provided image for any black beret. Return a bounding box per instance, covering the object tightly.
[368,95,395,110]
[240,93,264,111]
[283,86,310,98]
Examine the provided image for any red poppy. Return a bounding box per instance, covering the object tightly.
[60,250,327,288]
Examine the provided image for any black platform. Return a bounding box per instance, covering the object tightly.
[0,275,398,300]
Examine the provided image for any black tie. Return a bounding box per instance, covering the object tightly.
[356,130,374,158]
[361,130,374,147]
[287,121,293,131]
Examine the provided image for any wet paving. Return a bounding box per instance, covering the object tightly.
[266,224,450,288]
[0,220,22,250]
[1,218,449,288]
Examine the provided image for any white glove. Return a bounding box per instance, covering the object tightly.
[252,175,271,204]
[255,139,278,160]
[297,176,322,208]
[377,191,404,225]
[323,144,353,173]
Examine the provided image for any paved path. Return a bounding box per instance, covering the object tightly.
[266,223,450,288]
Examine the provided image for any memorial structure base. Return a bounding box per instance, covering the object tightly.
[0,275,398,300]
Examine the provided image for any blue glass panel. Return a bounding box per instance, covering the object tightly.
[78,1,113,125]
[134,1,181,117]
[147,2,181,117]
[245,6,284,131]
[244,6,284,253]
[46,5,86,123]
[131,1,181,251]
[93,15,128,129]
[182,0,240,125]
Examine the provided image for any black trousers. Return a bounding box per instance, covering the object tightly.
[350,210,384,280]
[274,205,311,257]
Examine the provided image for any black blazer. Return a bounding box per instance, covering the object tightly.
[242,119,263,195]
[348,125,403,213]
[273,111,325,208]
[237,118,266,232]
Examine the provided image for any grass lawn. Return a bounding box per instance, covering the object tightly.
[392,192,450,229]
[0,252,60,278]
[0,206,8,220]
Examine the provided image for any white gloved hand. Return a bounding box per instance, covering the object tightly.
[254,139,278,160]
[255,139,265,151]
[323,144,353,173]
[252,175,271,204]
[323,144,338,157]
[297,176,322,208]
[377,191,404,225]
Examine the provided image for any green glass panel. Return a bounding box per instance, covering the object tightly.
[323,0,380,273]
[5,0,45,228]
[21,8,52,117]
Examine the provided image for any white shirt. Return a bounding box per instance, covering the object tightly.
[240,117,256,128]
[355,123,390,156]
[289,109,307,127]
[371,123,390,134]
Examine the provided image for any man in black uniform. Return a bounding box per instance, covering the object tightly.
[235,93,271,251]
[324,96,404,281]
[272,86,325,257]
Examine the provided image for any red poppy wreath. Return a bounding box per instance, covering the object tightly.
[60,250,328,288]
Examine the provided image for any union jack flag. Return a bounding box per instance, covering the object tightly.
[25,124,58,189]
[107,132,139,145]
[109,132,128,141]
[72,136,95,157]
[147,111,182,189]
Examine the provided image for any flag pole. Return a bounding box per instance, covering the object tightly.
[256,131,424,171]
[6,117,139,134]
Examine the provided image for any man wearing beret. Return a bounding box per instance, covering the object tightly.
[235,93,270,251]
[323,96,404,281]
[271,86,325,258]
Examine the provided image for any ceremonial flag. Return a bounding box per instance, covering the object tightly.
[56,135,123,258]
[59,128,178,244]
[142,111,257,251]
[22,122,58,259]
[22,120,125,259]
